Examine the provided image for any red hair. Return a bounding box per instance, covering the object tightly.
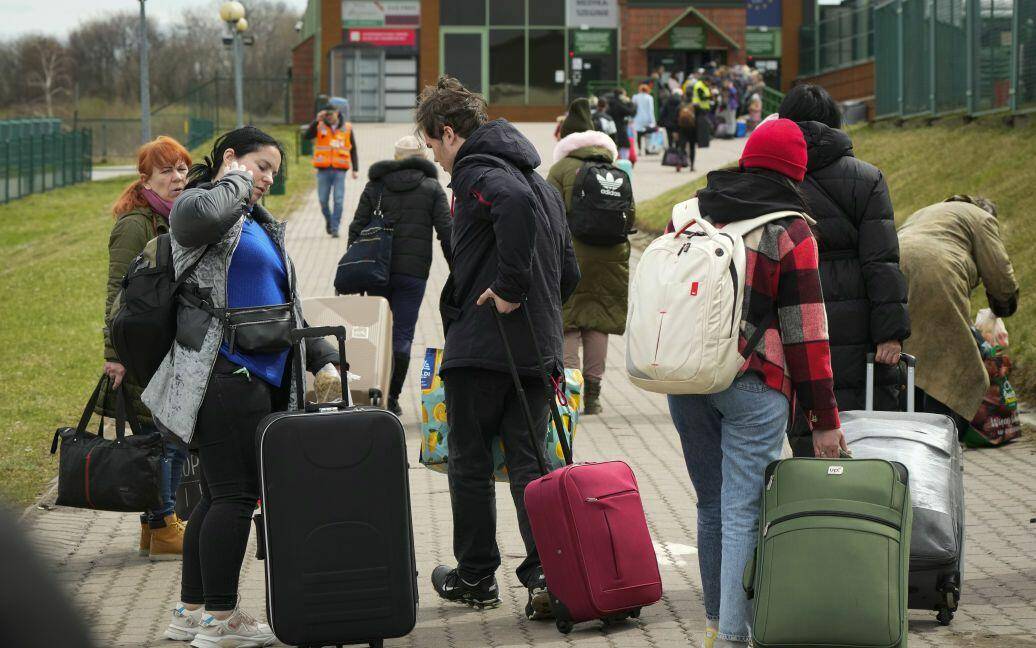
[112,136,192,218]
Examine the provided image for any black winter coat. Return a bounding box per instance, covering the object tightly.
[798,121,911,414]
[440,119,581,379]
[606,95,636,149]
[659,95,682,130]
[347,156,452,280]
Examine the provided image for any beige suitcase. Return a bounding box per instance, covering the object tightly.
[301,296,393,406]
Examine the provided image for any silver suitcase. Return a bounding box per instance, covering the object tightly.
[842,353,965,626]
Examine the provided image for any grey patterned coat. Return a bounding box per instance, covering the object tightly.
[142,171,338,444]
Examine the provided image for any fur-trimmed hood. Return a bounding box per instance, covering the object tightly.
[552,130,618,164]
[368,156,439,192]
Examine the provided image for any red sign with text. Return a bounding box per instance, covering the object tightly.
[347,28,416,47]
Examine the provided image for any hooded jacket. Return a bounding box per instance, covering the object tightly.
[347,156,452,280]
[796,121,910,414]
[440,119,581,378]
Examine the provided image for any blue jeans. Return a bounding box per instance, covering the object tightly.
[668,373,789,643]
[368,274,428,356]
[317,168,346,232]
[141,426,188,525]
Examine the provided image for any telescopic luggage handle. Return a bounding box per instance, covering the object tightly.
[865,352,916,412]
[290,326,349,412]
[490,305,573,477]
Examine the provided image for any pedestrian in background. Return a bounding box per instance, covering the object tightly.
[415,75,579,620]
[304,103,359,238]
[548,98,635,415]
[631,83,657,155]
[103,135,191,560]
[778,84,911,457]
[659,87,683,150]
[343,135,453,416]
[607,88,637,160]
[667,119,845,648]
[899,195,1019,438]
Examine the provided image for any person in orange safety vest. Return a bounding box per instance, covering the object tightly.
[304,104,359,237]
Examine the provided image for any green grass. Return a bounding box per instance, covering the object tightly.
[0,124,314,507]
[636,117,1036,399]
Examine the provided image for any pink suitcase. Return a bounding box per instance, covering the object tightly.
[493,308,662,634]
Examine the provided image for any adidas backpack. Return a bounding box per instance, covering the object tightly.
[109,234,205,386]
[625,197,806,394]
[568,160,634,246]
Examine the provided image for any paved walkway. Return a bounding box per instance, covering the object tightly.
[22,123,1036,647]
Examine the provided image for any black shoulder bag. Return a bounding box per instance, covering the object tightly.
[334,185,392,295]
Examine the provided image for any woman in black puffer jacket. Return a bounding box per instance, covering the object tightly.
[779,84,911,456]
[343,136,452,415]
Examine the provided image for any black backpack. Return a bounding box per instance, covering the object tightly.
[568,159,634,246]
[109,234,205,386]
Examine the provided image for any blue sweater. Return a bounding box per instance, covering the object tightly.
[219,217,291,386]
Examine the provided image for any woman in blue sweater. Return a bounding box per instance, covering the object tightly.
[148,127,340,647]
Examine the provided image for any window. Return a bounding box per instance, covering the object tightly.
[528,29,565,104]
[441,0,486,26]
[444,33,484,93]
[490,30,525,104]
[491,0,525,25]
[529,0,566,24]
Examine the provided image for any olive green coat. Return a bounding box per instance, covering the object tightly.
[898,201,1019,419]
[99,206,168,423]
[547,131,634,335]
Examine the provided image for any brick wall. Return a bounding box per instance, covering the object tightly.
[620,3,747,79]
[419,0,440,93]
[797,61,876,119]
[291,36,315,123]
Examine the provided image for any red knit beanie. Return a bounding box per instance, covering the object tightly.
[739,117,807,182]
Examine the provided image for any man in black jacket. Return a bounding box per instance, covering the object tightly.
[779,84,911,456]
[415,76,580,619]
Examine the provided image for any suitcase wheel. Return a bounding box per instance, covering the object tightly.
[556,619,574,634]
[937,608,954,626]
[630,607,642,619]
[368,641,384,648]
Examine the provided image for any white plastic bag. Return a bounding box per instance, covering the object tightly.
[975,308,1009,348]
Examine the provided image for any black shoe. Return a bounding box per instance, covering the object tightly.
[331,230,340,238]
[325,223,332,235]
[525,570,553,620]
[431,565,500,609]
[387,397,402,417]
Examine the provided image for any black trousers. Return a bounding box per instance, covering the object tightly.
[443,368,549,587]
[675,127,697,168]
[181,356,288,610]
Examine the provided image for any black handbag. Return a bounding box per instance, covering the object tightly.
[662,146,689,168]
[334,185,392,295]
[50,376,164,512]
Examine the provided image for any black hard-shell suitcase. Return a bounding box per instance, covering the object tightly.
[257,326,417,647]
[843,354,965,626]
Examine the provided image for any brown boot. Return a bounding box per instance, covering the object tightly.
[149,514,185,560]
[139,519,151,556]
[584,378,603,415]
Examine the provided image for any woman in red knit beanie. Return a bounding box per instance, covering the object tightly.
[666,117,844,648]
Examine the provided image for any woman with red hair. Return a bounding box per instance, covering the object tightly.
[101,135,192,560]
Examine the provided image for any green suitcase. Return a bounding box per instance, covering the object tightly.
[743,458,912,648]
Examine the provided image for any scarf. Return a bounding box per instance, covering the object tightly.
[142,187,174,218]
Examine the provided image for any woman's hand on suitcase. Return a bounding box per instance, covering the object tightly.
[813,428,848,459]
[477,288,520,314]
[875,340,902,365]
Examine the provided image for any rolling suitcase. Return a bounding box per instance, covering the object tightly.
[302,296,393,406]
[495,308,662,635]
[744,457,912,648]
[843,353,965,625]
[257,326,417,648]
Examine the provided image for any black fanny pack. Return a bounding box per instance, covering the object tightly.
[223,302,294,355]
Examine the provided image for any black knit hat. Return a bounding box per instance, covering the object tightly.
[559,98,594,138]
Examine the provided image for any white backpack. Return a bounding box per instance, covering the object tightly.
[625,197,808,395]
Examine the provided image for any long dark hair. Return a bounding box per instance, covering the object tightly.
[778,84,842,129]
[187,126,285,188]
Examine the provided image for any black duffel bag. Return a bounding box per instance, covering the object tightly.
[50,376,163,512]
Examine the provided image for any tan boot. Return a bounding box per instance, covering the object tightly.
[149,514,185,560]
[139,519,151,556]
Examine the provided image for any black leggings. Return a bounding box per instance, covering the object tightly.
[181,356,287,611]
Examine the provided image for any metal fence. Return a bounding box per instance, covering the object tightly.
[875,0,1036,118]
[800,2,877,77]
[0,130,92,204]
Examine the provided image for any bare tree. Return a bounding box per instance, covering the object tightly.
[22,36,70,117]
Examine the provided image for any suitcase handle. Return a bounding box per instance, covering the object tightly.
[490,305,573,477]
[290,325,349,412]
[865,352,916,413]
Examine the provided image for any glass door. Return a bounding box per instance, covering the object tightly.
[441,30,487,95]
[343,49,385,122]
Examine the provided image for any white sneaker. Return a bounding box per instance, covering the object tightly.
[189,608,276,647]
[164,604,205,641]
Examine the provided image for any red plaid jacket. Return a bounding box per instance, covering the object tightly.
[665,216,840,430]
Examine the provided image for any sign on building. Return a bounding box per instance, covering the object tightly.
[342,1,420,27]
[670,25,706,49]
[566,0,619,29]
